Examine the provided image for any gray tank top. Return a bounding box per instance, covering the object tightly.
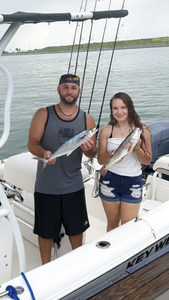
[35,105,86,194]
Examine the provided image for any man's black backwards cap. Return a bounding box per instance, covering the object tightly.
[59,74,80,86]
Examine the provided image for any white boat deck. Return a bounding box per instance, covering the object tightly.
[1,154,169,299]
[11,238,41,280]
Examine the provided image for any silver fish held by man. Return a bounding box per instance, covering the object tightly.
[100,127,142,177]
[33,127,98,170]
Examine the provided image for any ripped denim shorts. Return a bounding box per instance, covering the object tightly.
[99,171,142,203]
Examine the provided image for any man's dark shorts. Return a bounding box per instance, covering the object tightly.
[34,188,89,239]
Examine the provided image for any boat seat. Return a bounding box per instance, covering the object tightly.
[139,165,169,216]
[3,151,90,194]
[4,152,37,194]
[153,154,169,174]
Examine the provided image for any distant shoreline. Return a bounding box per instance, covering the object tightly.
[3,37,169,56]
[3,44,169,56]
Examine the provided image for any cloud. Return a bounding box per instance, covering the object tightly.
[0,0,169,51]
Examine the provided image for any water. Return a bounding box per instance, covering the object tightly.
[0,47,169,160]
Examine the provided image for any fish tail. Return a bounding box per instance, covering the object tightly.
[32,156,44,161]
[41,160,48,171]
[31,156,47,171]
[92,170,100,198]
[66,150,74,157]
[99,166,108,177]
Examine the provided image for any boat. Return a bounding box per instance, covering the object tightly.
[1,4,169,300]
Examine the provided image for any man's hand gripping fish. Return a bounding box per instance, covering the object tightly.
[33,127,98,170]
[100,127,142,177]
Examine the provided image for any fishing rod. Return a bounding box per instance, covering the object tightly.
[78,0,98,108]
[74,0,88,74]
[67,0,84,74]
[87,0,112,114]
[96,0,126,133]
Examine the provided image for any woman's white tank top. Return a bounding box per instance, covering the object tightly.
[107,138,142,176]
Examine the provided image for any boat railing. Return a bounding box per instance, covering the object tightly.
[0,22,21,56]
[0,56,26,277]
[0,184,26,274]
[0,63,13,148]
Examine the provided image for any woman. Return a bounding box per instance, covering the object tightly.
[98,92,152,232]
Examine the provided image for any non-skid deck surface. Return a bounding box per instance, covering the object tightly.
[90,252,169,300]
[12,238,41,279]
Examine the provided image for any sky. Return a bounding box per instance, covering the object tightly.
[0,0,169,52]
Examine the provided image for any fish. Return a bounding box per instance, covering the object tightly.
[100,127,142,177]
[33,127,98,170]
[92,170,101,198]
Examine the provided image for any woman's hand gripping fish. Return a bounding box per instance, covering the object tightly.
[33,127,98,170]
[100,127,142,177]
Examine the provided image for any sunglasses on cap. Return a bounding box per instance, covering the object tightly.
[59,74,80,86]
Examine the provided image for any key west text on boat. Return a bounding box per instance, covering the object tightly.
[1,3,169,300]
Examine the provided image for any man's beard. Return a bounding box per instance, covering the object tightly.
[59,93,78,105]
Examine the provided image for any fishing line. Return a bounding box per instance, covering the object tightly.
[78,0,99,108]
[74,0,88,74]
[67,0,84,74]
[96,0,126,133]
[87,0,112,114]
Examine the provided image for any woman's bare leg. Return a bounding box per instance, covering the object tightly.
[121,202,141,225]
[101,199,121,231]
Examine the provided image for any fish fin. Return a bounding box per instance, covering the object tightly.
[66,150,74,157]
[127,145,133,153]
[99,166,108,177]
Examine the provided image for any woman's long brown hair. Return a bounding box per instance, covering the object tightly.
[109,92,150,147]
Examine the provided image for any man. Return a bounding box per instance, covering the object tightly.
[28,74,97,264]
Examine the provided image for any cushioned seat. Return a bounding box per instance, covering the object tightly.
[4,151,89,194]
[4,152,37,194]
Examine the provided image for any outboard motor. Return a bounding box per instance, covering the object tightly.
[142,122,169,182]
